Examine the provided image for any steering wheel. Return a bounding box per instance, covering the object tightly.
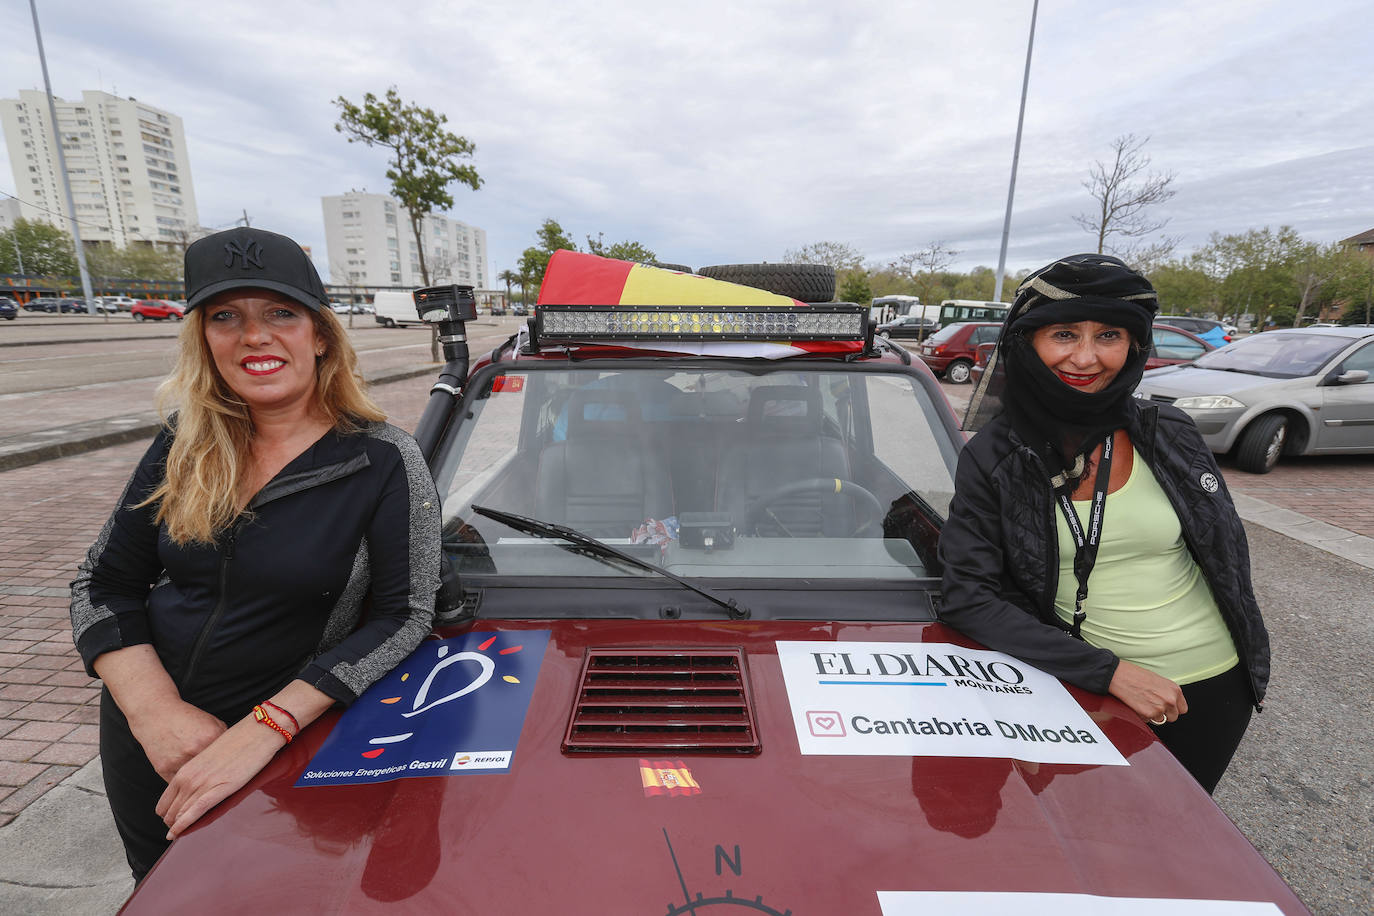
[743,477,885,537]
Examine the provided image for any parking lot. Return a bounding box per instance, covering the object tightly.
[0,319,1370,914]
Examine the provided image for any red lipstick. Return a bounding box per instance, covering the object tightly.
[1056,371,1099,388]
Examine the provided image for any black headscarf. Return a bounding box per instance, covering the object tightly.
[962,254,1159,486]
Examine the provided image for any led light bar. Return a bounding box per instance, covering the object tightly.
[534,303,868,342]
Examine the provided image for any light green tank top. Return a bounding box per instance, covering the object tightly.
[1054,447,1238,685]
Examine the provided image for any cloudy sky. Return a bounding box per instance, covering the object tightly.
[2,0,1371,284]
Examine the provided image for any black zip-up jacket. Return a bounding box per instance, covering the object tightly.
[937,400,1269,708]
[70,422,441,722]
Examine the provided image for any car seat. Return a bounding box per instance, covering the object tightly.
[534,389,674,538]
[715,385,854,537]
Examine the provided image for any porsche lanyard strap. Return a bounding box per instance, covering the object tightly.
[1054,434,1114,640]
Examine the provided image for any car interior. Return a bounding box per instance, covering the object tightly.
[433,365,955,588]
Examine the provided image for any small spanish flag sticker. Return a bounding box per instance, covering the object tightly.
[640,759,702,798]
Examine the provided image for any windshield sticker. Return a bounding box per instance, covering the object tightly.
[776,641,1126,766]
[878,891,1282,914]
[640,759,702,798]
[297,630,550,786]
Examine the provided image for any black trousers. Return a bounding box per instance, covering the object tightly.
[1150,663,1254,794]
[99,688,172,882]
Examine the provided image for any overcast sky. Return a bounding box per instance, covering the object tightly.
[2,0,1371,284]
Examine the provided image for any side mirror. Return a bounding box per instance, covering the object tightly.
[1333,369,1370,386]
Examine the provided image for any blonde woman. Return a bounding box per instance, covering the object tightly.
[70,228,440,881]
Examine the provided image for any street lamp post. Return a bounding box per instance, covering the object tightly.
[993,0,1040,304]
[28,0,101,320]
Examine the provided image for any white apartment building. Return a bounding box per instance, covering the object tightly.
[0,196,20,232]
[322,191,487,290]
[0,90,198,247]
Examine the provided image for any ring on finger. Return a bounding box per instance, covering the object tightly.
[1150,714,1168,725]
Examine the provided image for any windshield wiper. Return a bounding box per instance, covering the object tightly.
[469,505,750,619]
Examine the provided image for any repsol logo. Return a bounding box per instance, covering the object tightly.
[811,651,1026,686]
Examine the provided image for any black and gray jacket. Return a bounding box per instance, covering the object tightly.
[937,400,1270,707]
[71,422,441,721]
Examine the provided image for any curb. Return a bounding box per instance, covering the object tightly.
[0,363,439,472]
[1232,492,1374,571]
[0,333,180,349]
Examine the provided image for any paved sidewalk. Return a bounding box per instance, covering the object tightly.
[1,351,1371,913]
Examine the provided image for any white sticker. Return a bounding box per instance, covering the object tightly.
[878,891,1283,915]
[776,641,1126,766]
[449,750,513,770]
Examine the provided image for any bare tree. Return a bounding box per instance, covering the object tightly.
[1073,134,1176,255]
[890,240,959,304]
[783,241,865,271]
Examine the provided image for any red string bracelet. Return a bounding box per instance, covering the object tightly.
[261,700,300,734]
[253,705,293,744]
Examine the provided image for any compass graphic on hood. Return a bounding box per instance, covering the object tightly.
[658,829,792,916]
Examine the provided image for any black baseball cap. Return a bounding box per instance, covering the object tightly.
[184,227,329,312]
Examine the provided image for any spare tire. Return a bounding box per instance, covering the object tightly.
[645,262,693,274]
[696,263,835,303]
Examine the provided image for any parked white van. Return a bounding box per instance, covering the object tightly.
[371,290,427,328]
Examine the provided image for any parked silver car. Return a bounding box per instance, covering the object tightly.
[1135,325,1374,472]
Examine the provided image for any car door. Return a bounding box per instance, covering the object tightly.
[1315,340,1374,451]
[891,316,918,339]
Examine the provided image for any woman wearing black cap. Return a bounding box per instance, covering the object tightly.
[70,228,440,880]
[939,253,1269,793]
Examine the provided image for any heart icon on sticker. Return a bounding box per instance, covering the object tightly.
[806,710,846,738]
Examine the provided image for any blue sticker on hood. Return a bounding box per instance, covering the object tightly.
[297,630,550,787]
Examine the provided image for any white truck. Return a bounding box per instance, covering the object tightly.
[371,289,427,328]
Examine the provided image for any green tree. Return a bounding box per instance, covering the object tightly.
[85,242,182,283]
[497,269,517,306]
[0,218,77,276]
[334,87,482,287]
[1328,248,1374,324]
[1191,227,1306,326]
[519,219,579,296]
[837,270,872,305]
[950,265,1000,301]
[585,233,656,263]
[1148,262,1215,314]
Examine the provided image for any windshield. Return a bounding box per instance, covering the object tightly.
[1192,331,1351,378]
[431,364,958,584]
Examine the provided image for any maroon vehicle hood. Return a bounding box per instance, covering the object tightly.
[124,620,1306,914]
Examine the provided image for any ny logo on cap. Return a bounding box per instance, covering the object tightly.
[223,237,265,270]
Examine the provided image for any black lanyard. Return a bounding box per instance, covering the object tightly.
[1054,434,1114,640]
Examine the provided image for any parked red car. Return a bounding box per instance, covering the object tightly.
[916,321,1001,383]
[120,257,1306,915]
[131,299,184,321]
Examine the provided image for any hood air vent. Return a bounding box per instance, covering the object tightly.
[563,648,761,754]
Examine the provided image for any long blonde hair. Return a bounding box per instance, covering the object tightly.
[141,303,385,544]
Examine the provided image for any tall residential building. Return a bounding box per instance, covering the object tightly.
[0,89,199,247]
[0,196,20,231]
[322,191,488,289]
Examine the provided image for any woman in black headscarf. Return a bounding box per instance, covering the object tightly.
[938,254,1269,793]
